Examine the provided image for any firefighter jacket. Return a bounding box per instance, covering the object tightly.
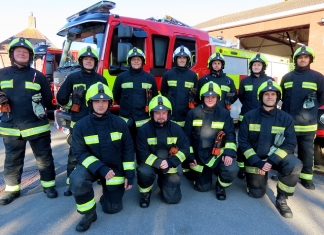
[0,65,52,140]
[280,66,324,135]
[238,73,274,121]
[183,104,237,168]
[113,67,158,128]
[136,119,190,170]
[196,71,237,109]
[238,106,297,167]
[161,67,198,126]
[72,112,135,182]
[56,69,108,128]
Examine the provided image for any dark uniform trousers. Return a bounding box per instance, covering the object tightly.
[3,134,55,186]
[66,128,77,183]
[137,164,181,204]
[246,154,302,198]
[297,134,315,178]
[70,165,125,214]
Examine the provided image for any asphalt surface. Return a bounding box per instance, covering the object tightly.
[1,121,324,235]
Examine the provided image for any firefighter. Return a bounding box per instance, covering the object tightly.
[237,53,275,179]
[136,95,190,208]
[160,45,198,180]
[0,37,57,205]
[238,80,302,218]
[184,82,238,200]
[56,46,108,197]
[113,47,158,145]
[69,82,135,232]
[280,46,324,190]
[196,52,237,110]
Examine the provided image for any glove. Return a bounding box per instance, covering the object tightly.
[226,92,236,101]
[303,91,317,109]
[32,93,45,119]
[0,91,11,115]
[71,86,85,112]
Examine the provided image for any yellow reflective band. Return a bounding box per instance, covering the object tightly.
[167,167,178,174]
[171,120,185,127]
[123,161,135,170]
[239,115,244,122]
[193,119,202,126]
[84,135,99,145]
[184,81,194,88]
[167,80,177,87]
[294,124,317,133]
[211,122,224,129]
[41,180,55,188]
[73,84,86,89]
[111,132,122,141]
[145,154,158,166]
[271,126,285,134]
[299,173,313,180]
[249,124,261,132]
[135,118,150,128]
[190,164,204,173]
[217,176,231,188]
[278,180,295,194]
[70,121,76,128]
[284,82,293,89]
[190,146,194,153]
[82,156,99,168]
[237,161,244,168]
[244,148,256,159]
[106,176,125,185]
[302,82,317,91]
[121,82,133,88]
[0,79,13,89]
[25,82,41,91]
[182,168,190,172]
[167,137,178,145]
[220,85,230,92]
[76,198,96,212]
[142,83,152,89]
[225,142,237,151]
[244,85,253,91]
[119,116,129,123]
[20,124,50,138]
[147,138,157,145]
[274,148,287,158]
[175,150,186,162]
[66,178,70,185]
[206,151,223,168]
[0,127,21,136]
[5,184,21,192]
[64,99,72,109]
[138,184,153,193]
[245,166,259,174]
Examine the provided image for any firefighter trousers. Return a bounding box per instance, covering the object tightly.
[66,128,77,184]
[246,154,302,198]
[70,165,125,215]
[137,164,181,204]
[297,134,315,181]
[3,134,56,190]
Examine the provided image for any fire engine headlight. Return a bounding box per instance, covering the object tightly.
[319,113,324,125]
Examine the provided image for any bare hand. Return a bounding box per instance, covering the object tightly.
[105,169,115,180]
[262,163,272,172]
[160,160,169,169]
[124,178,133,190]
[189,159,197,166]
[222,156,233,166]
[258,169,266,175]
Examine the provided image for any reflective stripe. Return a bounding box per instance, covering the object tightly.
[190,146,194,153]
[20,124,50,138]
[138,184,153,193]
[278,180,295,194]
[220,85,230,92]
[239,115,244,122]
[167,80,177,87]
[237,161,244,168]
[244,85,253,91]
[0,80,13,88]
[66,178,70,185]
[82,156,99,168]
[142,83,152,89]
[76,198,96,212]
[190,164,204,173]
[271,126,285,134]
[274,148,287,159]
[171,120,185,127]
[182,168,190,173]
[63,99,72,109]
[25,82,41,90]
[167,167,178,174]
[175,150,186,162]
[84,135,99,145]
[5,184,21,192]
[244,148,256,159]
[119,116,129,123]
[147,138,157,145]
[294,124,317,132]
[302,82,317,91]
[300,173,313,180]
[145,154,158,166]
[106,176,125,185]
[225,142,237,151]
[284,82,293,89]
[73,84,86,89]
[245,166,259,174]
[206,150,223,168]
[211,122,224,129]
[193,119,202,126]
[0,127,21,136]
[217,176,231,188]
[123,162,135,170]
[70,121,76,128]
[167,137,178,145]
[111,132,122,141]
[41,180,55,188]
[135,118,150,127]
[249,124,260,132]
[184,81,194,88]
[121,82,133,88]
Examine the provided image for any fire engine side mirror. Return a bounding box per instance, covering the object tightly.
[118,25,133,39]
[117,42,132,63]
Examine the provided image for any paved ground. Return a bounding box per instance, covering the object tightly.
[1,121,324,235]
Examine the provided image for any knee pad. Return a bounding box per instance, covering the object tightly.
[161,185,182,204]
[100,197,123,214]
[247,185,266,198]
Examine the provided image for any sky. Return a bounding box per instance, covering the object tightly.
[0,0,283,48]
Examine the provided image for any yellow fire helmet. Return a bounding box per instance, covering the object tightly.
[78,46,99,67]
[199,82,222,100]
[207,52,225,69]
[126,47,146,65]
[257,79,282,100]
[293,45,315,63]
[148,95,172,116]
[85,82,114,106]
[8,37,34,63]
[249,53,268,70]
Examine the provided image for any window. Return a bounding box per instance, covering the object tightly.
[223,56,248,75]
[173,37,196,67]
[152,35,169,68]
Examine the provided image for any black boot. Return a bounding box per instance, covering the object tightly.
[300,179,315,190]
[237,168,245,179]
[276,193,293,218]
[215,182,226,200]
[76,212,97,232]
[64,185,72,196]
[139,192,151,208]
[0,191,20,205]
[43,187,58,198]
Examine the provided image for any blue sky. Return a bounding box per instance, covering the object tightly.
[0,0,282,48]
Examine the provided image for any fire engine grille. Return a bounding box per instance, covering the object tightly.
[0,169,40,193]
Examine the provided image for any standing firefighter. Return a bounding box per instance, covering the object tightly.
[70,82,135,232]
[136,95,190,208]
[184,82,238,200]
[237,53,274,179]
[0,37,57,205]
[280,46,324,190]
[113,47,158,144]
[238,80,302,218]
[56,46,108,196]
